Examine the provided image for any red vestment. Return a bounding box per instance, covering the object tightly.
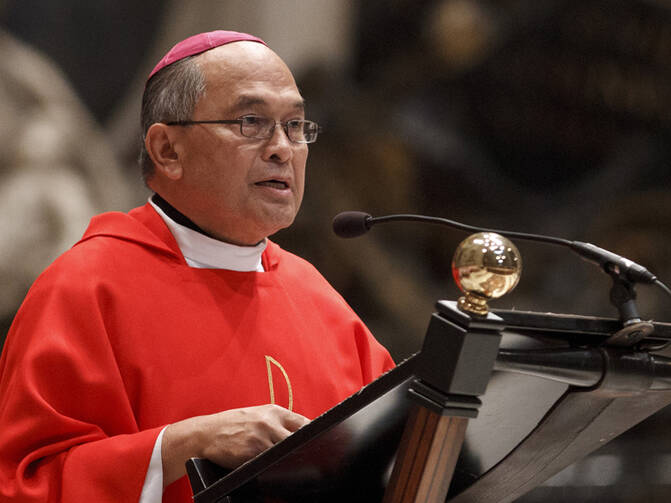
[0,203,394,502]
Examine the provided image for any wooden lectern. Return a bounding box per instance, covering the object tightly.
[186,301,671,502]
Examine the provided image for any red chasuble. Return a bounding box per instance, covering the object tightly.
[0,203,394,502]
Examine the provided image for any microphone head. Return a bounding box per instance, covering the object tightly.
[332,211,373,238]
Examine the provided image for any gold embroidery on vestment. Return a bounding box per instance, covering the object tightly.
[265,355,293,411]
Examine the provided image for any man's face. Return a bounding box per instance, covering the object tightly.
[171,42,308,245]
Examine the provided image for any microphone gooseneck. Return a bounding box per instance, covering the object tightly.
[332,210,671,325]
[331,211,658,285]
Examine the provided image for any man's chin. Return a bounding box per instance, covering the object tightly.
[261,213,299,239]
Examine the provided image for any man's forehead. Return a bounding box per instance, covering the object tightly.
[229,94,306,112]
[196,46,303,110]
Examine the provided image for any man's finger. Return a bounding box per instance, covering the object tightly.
[268,406,310,431]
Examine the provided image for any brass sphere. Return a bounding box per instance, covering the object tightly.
[451,232,522,315]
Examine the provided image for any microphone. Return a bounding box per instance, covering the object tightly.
[332,211,373,238]
[332,211,657,285]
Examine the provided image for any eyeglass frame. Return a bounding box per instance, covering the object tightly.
[164,116,321,144]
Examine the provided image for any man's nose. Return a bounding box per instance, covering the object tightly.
[262,123,294,163]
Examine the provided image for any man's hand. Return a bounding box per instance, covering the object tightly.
[161,404,310,486]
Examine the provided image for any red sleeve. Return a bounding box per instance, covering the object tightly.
[0,265,162,502]
[353,320,395,384]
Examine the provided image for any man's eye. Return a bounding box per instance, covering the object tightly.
[241,116,263,125]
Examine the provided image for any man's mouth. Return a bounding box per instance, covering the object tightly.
[255,180,289,190]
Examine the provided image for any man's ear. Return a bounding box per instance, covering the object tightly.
[145,123,183,180]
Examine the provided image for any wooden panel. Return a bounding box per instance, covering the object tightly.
[384,405,469,503]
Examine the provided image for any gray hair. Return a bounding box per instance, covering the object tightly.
[139,55,206,183]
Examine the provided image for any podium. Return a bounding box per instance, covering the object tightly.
[186,301,671,502]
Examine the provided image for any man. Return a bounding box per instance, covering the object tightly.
[0,31,394,502]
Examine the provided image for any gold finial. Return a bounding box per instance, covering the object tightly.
[451,232,522,315]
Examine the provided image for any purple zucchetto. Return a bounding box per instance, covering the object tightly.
[148,30,267,81]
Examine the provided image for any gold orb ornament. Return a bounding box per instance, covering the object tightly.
[451,232,522,315]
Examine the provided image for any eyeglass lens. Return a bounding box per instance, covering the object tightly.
[240,117,318,143]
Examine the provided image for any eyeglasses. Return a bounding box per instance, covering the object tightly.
[165,116,321,144]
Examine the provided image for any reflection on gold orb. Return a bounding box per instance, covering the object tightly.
[451,232,522,315]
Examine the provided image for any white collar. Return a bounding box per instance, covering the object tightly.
[149,198,266,271]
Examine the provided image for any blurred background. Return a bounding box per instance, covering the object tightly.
[0,0,669,500]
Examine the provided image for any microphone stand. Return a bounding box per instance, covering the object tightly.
[333,211,670,335]
[604,269,655,346]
